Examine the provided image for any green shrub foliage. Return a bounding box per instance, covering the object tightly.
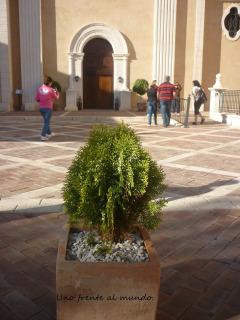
[63,123,166,242]
[132,79,149,96]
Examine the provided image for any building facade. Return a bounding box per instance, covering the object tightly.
[1,0,240,112]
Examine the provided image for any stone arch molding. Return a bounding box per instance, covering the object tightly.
[65,23,131,111]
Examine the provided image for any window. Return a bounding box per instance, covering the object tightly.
[222,5,240,41]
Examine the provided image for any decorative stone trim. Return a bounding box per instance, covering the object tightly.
[65,23,130,111]
[222,5,240,41]
[70,23,128,55]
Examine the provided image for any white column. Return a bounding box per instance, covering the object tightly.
[153,0,177,83]
[208,74,227,122]
[18,0,42,111]
[0,0,13,111]
[112,54,130,110]
[122,56,128,90]
[65,53,83,111]
[112,54,129,91]
[192,0,205,83]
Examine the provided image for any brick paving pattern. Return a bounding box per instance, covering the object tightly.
[0,111,240,319]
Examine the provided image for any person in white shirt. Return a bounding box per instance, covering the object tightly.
[192,80,205,125]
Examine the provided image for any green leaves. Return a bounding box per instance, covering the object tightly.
[132,79,149,96]
[63,123,166,242]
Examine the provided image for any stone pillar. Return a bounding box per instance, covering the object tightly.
[208,74,227,122]
[0,0,13,111]
[119,91,131,110]
[153,0,177,83]
[113,54,129,90]
[213,73,222,90]
[18,0,42,111]
[192,0,205,82]
[113,53,131,110]
[65,53,83,111]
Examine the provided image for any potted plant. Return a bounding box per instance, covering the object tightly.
[132,79,149,111]
[57,123,166,320]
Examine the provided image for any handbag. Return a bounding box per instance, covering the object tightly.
[197,89,207,104]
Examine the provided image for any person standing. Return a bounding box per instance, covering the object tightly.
[172,81,182,115]
[192,80,205,125]
[147,80,158,126]
[157,75,175,127]
[35,76,59,141]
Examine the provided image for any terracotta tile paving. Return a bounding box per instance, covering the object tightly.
[0,112,240,319]
[0,126,22,131]
[45,126,82,133]
[162,167,236,196]
[0,166,65,197]
[0,130,39,138]
[183,134,239,144]
[144,146,187,161]
[46,157,75,168]
[0,140,33,149]
[1,146,76,160]
[23,135,83,142]
[228,187,240,196]
[223,128,240,134]
[141,130,190,138]
[173,154,240,173]
[205,131,240,138]
[210,143,240,156]
[157,139,219,150]
[137,134,169,142]
[15,124,43,129]
[58,141,85,149]
[0,158,16,166]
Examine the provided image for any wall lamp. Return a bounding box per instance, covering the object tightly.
[118,76,124,83]
[74,76,80,82]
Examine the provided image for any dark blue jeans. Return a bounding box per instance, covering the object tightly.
[160,100,171,126]
[147,102,157,125]
[39,108,52,137]
[171,98,180,113]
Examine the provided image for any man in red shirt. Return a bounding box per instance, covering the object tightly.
[157,75,175,127]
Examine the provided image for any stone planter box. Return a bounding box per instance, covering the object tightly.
[56,225,160,320]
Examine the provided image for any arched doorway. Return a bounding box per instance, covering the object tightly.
[83,38,113,109]
[66,23,130,111]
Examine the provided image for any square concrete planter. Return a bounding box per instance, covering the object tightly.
[56,225,160,320]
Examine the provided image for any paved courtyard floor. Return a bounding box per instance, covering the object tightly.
[0,111,240,319]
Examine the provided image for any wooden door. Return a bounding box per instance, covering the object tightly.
[83,38,113,109]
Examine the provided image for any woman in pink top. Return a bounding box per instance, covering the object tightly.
[35,76,59,141]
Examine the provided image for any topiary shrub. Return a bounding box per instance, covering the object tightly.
[63,123,166,242]
[132,79,149,96]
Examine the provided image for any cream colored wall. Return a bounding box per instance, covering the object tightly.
[9,0,240,111]
[220,1,240,89]
[182,0,196,98]
[9,0,21,110]
[42,0,154,107]
[201,0,223,110]
[174,0,188,98]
